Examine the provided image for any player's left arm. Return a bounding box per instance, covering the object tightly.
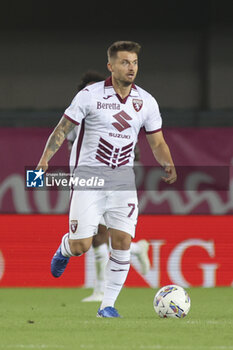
[146,130,177,184]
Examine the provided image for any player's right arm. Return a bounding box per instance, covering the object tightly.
[36,116,76,172]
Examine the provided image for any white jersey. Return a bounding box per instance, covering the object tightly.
[64,77,162,170]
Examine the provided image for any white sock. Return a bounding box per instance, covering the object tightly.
[93,243,109,294]
[100,249,130,310]
[130,241,141,255]
[60,233,75,257]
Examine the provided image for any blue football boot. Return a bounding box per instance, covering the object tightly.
[51,245,70,277]
[97,307,122,318]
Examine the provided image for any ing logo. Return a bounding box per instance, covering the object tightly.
[112,110,132,132]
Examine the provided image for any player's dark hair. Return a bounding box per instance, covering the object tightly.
[78,71,106,91]
[107,41,141,60]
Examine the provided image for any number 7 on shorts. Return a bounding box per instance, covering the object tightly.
[128,203,135,217]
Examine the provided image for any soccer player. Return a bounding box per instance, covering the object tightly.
[67,71,151,302]
[37,41,177,318]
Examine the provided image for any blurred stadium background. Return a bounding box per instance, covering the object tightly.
[0,0,232,289]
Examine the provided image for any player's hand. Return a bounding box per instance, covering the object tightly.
[161,165,177,184]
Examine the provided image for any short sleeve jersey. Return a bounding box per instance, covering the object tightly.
[64,77,162,169]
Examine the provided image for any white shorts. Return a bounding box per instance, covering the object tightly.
[69,190,138,239]
[99,216,106,226]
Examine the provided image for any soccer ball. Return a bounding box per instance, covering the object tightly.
[153,285,191,318]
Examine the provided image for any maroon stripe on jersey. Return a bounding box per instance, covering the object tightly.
[99,137,114,150]
[118,155,131,162]
[98,143,112,155]
[144,128,162,134]
[96,149,111,160]
[63,114,80,126]
[74,120,85,169]
[119,148,133,157]
[118,159,130,167]
[95,155,110,166]
[122,142,134,151]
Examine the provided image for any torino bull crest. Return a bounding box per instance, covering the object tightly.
[132,99,143,112]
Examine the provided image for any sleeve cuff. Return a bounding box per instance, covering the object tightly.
[63,114,80,126]
[144,128,162,134]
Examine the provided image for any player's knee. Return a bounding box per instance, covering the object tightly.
[118,239,131,250]
[110,230,132,250]
[69,238,92,255]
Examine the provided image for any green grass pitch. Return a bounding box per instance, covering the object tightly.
[0,287,232,350]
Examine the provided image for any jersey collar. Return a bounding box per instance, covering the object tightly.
[104,76,139,103]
